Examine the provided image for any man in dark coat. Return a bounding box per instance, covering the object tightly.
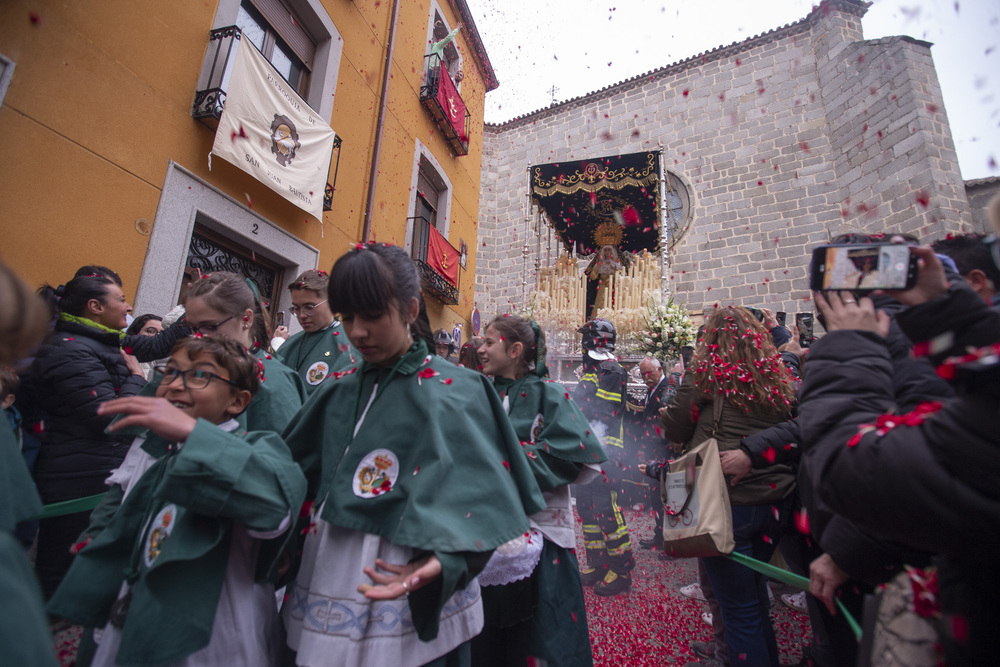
[630,356,679,551]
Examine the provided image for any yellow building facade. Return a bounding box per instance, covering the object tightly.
[0,0,493,336]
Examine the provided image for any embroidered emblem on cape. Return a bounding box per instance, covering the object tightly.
[306,360,330,385]
[144,504,177,567]
[353,448,399,498]
[530,413,544,444]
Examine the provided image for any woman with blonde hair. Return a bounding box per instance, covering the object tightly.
[661,305,797,667]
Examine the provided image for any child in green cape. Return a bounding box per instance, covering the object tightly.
[272,269,356,391]
[47,336,306,667]
[184,272,306,433]
[472,315,606,667]
[0,261,58,667]
[281,244,546,667]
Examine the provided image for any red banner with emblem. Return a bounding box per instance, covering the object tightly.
[436,67,467,141]
[426,225,459,287]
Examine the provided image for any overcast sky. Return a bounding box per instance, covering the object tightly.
[465,0,999,180]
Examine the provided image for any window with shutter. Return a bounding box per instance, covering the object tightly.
[195,0,342,124]
[237,0,314,94]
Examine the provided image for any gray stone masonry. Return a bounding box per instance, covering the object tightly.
[475,0,973,323]
[964,178,1000,234]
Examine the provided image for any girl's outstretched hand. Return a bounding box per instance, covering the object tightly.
[358,554,443,600]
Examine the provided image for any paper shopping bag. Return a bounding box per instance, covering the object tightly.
[660,435,733,558]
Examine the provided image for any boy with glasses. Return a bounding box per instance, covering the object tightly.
[274,270,355,391]
[47,336,306,667]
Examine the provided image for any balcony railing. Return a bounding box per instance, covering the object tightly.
[419,54,471,157]
[409,215,460,305]
[192,27,341,212]
[192,25,243,128]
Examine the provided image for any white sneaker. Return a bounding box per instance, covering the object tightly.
[781,590,808,613]
[679,582,707,602]
[701,611,713,627]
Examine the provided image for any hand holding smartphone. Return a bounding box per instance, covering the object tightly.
[810,243,919,293]
[796,313,814,348]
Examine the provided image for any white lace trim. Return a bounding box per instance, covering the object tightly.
[477,529,544,587]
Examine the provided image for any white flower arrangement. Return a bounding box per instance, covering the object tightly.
[637,297,698,361]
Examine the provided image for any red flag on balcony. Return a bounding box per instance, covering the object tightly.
[426,225,459,287]
[436,67,467,142]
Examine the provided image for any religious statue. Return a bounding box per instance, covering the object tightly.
[588,244,624,278]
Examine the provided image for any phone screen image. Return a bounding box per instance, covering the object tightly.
[681,345,694,368]
[821,245,912,290]
[796,313,814,348]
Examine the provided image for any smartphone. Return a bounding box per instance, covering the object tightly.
[277,311,285,327]
[810,243,919,292]
[680,345,694,368]
[775,311,787,327]
[748,307,764,322]
[796,313,814,349]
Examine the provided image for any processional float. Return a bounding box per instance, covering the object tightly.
[518,150,687,358]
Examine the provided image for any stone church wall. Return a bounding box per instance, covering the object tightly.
[475,0,972,322]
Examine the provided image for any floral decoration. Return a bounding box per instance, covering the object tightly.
[636,297,699,361]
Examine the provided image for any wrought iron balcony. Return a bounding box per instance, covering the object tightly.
[192,28,341,212]
[192,25,243,128]
[419,54,471,157]
[409,215,460,305]
[323,135,343,211]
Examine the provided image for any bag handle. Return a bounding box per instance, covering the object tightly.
[663,394,723,517]
[666,448,705,517]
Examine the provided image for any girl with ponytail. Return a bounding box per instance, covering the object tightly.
[182,272,305,433]
[281,244,546,666]
[472,314,606,666]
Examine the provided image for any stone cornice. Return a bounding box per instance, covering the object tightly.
[449,0,499,92]
[485,0,870,132]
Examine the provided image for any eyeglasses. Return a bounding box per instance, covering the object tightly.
[183,316,234,335]
[141,327,161,336]
[153,365,237,391]
[289,300,328,316]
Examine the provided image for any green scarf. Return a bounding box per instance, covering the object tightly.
[59,312,126,343]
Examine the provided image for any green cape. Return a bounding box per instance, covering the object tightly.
[283,339,546,553]
[0,427,56,667]
[250,349,307,433]
[494,375,607,491]
[274,322,356,392]
[0,425,41,532]
[48,421,306,666]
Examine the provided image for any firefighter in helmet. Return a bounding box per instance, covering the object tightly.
[433,328,456,363]
[571,318,635,595]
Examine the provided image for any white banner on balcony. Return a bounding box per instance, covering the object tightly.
[211,41,335,220]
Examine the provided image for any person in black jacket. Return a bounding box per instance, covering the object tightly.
[631,356,680,552]
[800,246,1000,665]
[74,265,191,363]
[25,274,147,598]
